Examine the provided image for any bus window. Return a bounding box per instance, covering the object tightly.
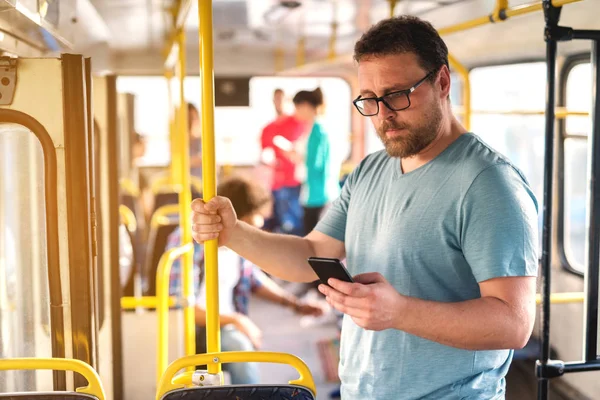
[563,62,591,273]
[117,76,171,167]
[470,62,547,251]
[0,124,52,391]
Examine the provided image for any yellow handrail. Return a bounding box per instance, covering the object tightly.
[453,107,589,118]
[121,295,177,309]
[119,205,137,232]
[156,351,317,400]
[198,0,221,375]
[176,28,196,362]
[150,204,180,230]
[437,0,581,35]
[447,53,471,131]
[151,175,203,195]
[120,178,140,197]
[156,242,194,384]
[536,292,585,304]
[0,358,106,400]
[277,0,583,76]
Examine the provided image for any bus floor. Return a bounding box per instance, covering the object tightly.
[249,286,341,400]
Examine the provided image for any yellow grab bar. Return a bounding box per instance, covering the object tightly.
[198,0,221,374]
[151,175,203,195]
[447,53,471,131]
[119,205,137,232]
[453,107,589,118]
[0,358,106,400]
[175,28,196,362]
[536,292,585,304]
[437,0,581,35]
[121,295,177,310]
[150,204,180,230]
[156,242,194,384]
[156,351,317,400]
[120,178,140,197]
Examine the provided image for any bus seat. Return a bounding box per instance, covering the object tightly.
[153,188,202,214]
[0,358,105,400]
[160,385,315,400]
[143,205,180,295]
[0,394,99,400]
[156,352,316,400]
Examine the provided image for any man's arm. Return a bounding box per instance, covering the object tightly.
[320,273,536,350]
[228,221,344,282]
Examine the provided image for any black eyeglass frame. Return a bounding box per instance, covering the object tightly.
[352,70,435,116]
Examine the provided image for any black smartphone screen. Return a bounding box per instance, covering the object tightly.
[307,257,354,286]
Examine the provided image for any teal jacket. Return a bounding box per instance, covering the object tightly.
[302,122,341,207]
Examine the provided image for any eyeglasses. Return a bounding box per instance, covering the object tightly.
[352,71,434,116]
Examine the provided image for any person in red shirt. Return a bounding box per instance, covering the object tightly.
[260,88,307,235]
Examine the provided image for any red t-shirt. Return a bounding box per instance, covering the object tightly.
[260,116,306,190]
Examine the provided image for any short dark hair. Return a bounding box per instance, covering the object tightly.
[353,16,448,76]
[292,87,323,109]
[217,175,271,220]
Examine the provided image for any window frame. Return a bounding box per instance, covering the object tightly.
[558,52,592,278]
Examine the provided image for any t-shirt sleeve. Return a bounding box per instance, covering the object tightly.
[314,162,357,242]
[461,163,539,283]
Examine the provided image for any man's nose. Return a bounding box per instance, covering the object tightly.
[377,101,396,122]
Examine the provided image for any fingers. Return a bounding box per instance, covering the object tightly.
[353,272,386,285]
[191,196,231,213]
[327,278,370,298]
[324,295,369,318]
[204,196,231,212]
[192,232,219,243]
[318,284,365,310]
[192,222,223,233]
[192,213,222,224]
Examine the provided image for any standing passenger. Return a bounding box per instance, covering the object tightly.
[290,88,341,234]
[260,89,307,236]
[191,16,538,399]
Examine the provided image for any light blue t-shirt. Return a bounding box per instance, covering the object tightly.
[315,133,539,399]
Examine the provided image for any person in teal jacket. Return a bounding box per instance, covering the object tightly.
[291,88,341,234]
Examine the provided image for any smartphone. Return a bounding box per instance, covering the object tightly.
[307,257,354,286]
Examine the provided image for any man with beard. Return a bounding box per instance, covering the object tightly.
[190,15,538,400]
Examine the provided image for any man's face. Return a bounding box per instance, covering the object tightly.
[273,91,284,115]
[357,52,443,158]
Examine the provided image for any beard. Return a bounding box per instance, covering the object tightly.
[376,104,443,158]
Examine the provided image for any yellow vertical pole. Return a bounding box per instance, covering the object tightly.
[275,47,285,73]
[296,36,306,67]
[177,29,195,358]
[328,1,338,61]
[198,0,221,374]
[389,0,398,17]
[166,70,178,184]
[447,52,471,131]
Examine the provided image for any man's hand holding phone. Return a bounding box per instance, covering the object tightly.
[308,257,406,332]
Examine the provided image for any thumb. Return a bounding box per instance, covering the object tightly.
[353,272,386,285]
[203,196,231,212]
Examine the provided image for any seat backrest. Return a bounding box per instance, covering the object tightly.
[144,221,179,296]
[160,385,315,400]
[0,393,98,400]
